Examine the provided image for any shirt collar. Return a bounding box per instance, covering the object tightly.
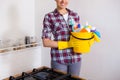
[53,8,72,16]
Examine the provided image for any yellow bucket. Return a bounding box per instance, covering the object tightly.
[71,32,94,53]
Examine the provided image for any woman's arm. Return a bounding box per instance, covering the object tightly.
[42,38,58,48]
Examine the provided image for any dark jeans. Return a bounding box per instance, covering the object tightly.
[51,60,81,76]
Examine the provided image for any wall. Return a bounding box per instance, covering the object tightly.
[0,0,35,48]
[0,0,41,79]
[39,0,120,80]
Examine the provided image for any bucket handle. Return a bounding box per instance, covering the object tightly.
[71,34,94,40]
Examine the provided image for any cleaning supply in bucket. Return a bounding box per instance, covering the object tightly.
[58,21,101,54]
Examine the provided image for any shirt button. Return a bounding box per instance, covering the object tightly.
[69,54,72,56]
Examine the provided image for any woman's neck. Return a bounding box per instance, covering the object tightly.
[57,8,68,15]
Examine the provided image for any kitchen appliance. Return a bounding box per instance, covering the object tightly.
[4,66,85,80]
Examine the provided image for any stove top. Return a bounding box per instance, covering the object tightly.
[4,66,85,80]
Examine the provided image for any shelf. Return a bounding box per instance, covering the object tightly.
[0,42,41,53]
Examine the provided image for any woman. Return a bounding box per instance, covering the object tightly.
[42,0,81,76]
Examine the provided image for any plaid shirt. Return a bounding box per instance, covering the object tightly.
[42,8,81,64]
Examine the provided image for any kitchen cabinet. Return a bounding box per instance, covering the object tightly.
[0,46,42,79]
